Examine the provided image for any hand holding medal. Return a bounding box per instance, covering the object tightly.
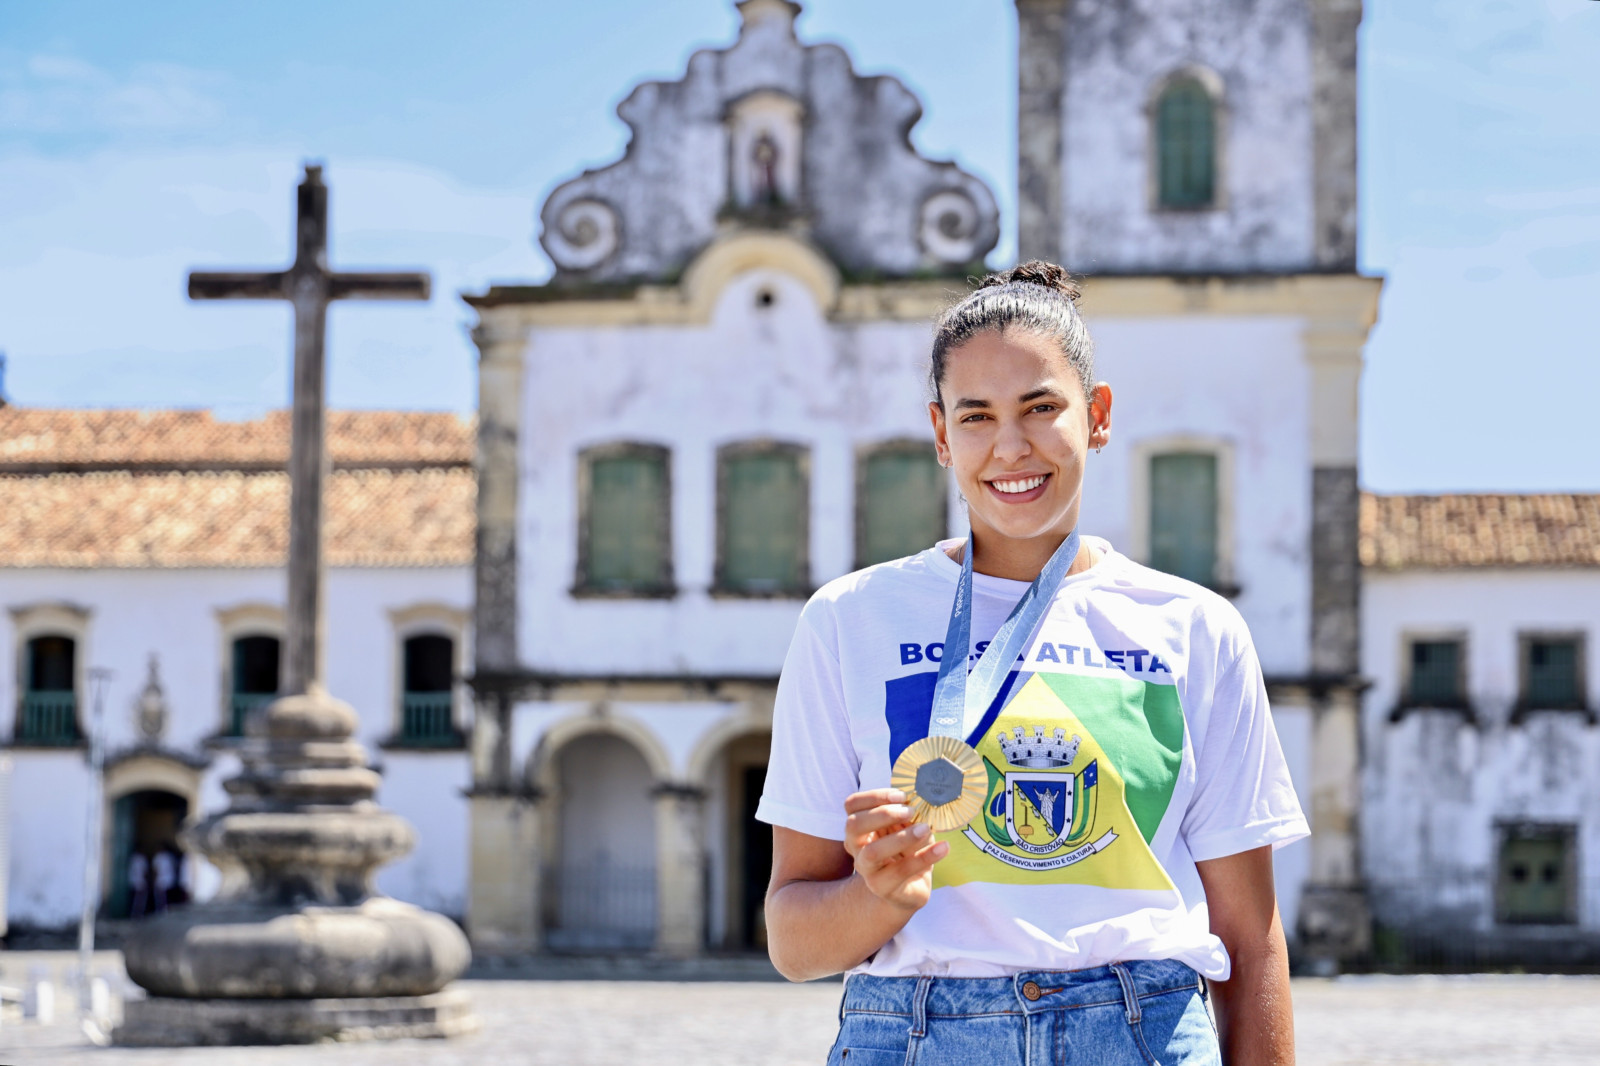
[890,527,1081,833]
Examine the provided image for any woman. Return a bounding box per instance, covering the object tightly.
[757,262,1306,1065]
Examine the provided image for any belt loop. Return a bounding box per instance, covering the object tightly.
[909,976,933,1038]
[839,973,851,1025]
[1110,962,1141,1025]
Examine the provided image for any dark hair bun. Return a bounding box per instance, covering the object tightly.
[976,260,1081,302]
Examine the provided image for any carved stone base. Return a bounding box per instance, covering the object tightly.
[115,989,478,1046]
[1297,882,1372,971]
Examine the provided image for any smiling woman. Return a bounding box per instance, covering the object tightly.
[757,262,1307,1066]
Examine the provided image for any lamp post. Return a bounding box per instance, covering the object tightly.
[79,667,112,1044]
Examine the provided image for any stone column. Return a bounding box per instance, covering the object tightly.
[653,784,707,957]
[1016,0,1068,264]
[465,310,538,954]
[1300,686,1368,965]
[1311,0,1363,270]
[467,793,543,955]
[1297,279,1381,967]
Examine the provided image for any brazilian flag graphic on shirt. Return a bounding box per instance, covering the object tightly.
[884,670,1183,890]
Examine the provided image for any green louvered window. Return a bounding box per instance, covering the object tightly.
[1522,636,1583,709]
[857,445,947,568]
[229,634,280,736]
[1156,79,1216,210]
[718,445,807,594]
[19,634,79,745]
[581,447,672,594]
[1149,452,1218,588]
[1408,639,1464,706]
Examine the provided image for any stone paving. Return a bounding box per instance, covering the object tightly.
[2,953,1598,1065]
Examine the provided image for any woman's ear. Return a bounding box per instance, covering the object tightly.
[1087,383,1113,452]
[928,400,951,466]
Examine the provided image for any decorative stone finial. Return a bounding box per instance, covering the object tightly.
[737,0,800,31]
[135,653,167,744]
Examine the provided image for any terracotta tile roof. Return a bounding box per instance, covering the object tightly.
[0,408,473,472]
[1361,493,1600,570]
[0,468,473,569]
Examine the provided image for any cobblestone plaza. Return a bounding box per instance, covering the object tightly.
[2,953,1597,1065]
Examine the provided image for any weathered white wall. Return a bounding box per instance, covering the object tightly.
[1061,0,1316,273]
[1363,568,1600,929]
[519,272,1314,680]
[0,565,472,927]
[518,271,945,677]
[1081,314,1313,676]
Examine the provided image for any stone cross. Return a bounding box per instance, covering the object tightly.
[189,164,430,695]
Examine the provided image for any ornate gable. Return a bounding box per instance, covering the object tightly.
[539,0,999,284]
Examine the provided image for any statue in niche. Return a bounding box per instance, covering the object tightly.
[752,132,781,206]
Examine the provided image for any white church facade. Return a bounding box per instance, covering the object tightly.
[460,0,1379,960]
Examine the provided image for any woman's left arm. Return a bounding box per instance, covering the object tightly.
[1196,845,1295,1066]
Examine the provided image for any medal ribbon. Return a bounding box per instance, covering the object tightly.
[928,527,1082,742]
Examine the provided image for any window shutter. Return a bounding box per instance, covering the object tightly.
[1498,829,1574,924]
[722,450,804,591]
[1409,640,1463,706]
[1157,80,1216,209]
[859,448,946,567]
[587,453,669,590]
[1526,638,1581,708]
[1149,452,1218,587]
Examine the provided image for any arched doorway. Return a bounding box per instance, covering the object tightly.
[107,790,189,919]
[706,731,771,951]
[545,732,659,952]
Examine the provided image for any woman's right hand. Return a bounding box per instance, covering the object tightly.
[842,788,950,912]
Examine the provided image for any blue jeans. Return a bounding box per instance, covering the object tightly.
[828,959,1221,1066]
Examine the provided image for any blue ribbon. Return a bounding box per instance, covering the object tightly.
[928,528,1081,741]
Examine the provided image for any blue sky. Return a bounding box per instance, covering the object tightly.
[1,0,1596,492]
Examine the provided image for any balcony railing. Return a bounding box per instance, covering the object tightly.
[17,690,79,745]
[229,692,277,736]
[399,691,457,746]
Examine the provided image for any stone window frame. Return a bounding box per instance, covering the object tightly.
[213,603,284,743]
[1146,65,1229,215]
[1512,630,1592,724]
[383,603,470,751]
[853,437,950,571]
[1126,434,1238,597]
[1493,820,1578,926]
[572,441,677,599]
[1391,629,1473,724]
[712,439,812,600]
[7,602,91,748]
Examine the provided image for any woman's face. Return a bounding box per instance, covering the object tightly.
[929,328,1112,546]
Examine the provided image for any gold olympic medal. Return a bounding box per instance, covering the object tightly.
[890,734,987,833]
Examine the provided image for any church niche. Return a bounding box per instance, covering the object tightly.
[728,91,804,212]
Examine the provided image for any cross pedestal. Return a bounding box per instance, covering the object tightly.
[117,165,475,1046]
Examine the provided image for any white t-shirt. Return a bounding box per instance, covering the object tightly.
[756,538,1308,980]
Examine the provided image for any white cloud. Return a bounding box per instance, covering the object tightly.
[0,149,548,415]
[0,55,226,134]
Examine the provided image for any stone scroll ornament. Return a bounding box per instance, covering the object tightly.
[891,527,1082,832]
[544,197,621,271]
[919,188,984,265]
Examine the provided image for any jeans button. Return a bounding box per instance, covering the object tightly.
[1021,980,1042,1001]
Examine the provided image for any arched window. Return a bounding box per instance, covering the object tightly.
[400,634,457,746]
[229,635,280,736]
[578,444,673,595]
[1149,452,1219,587]
[716,442,808,596]
[856,442,947,568]
[19,634,78,745]
[1155,77,1217,210]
